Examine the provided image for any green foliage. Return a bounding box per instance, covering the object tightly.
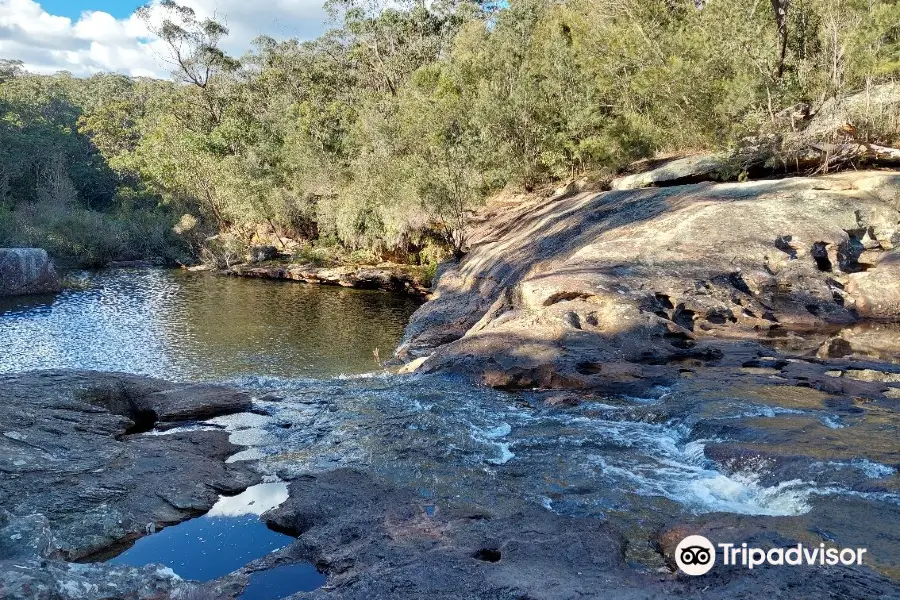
[3,0,900,266]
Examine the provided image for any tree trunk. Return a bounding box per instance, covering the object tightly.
[771,0,790,79]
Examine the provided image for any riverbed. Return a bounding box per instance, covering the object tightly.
[1,269,899,596]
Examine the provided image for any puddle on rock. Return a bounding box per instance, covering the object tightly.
[108,482,291,581]
[238,563,327,600]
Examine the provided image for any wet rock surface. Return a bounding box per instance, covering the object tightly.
[199,373,899,598]
[0,371,259,563]
[0,248,61,297]
[2,369,900,598]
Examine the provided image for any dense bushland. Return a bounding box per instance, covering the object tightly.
[2,0,899,267]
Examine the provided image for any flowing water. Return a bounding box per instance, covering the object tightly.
[3,269,898,583]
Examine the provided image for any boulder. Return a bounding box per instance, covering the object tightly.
[0,248,61,296]
[610,153,728,190]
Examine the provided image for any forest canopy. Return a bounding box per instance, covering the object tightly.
[2,0,899,267]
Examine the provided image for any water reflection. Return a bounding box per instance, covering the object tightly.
[239,563,327,600]
[0,269,421,380]
[108,483,292,581]
[207,482,289,517]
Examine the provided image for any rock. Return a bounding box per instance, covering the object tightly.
[247,245,279,263]
[0,371,258,561]
[846,250,900,319]
[259,467,900,598]
[0,248,61,296]
[652,500,900,599]
[74,372,253,428]
[263,469,649,599]
[397,171,900,390]
[611,153,729,190]
[226,262,429,297]
[0,559,188,600]
[140,384,253,422]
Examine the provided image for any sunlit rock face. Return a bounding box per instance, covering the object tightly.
[397,171,900,392]
[0,248,60,296]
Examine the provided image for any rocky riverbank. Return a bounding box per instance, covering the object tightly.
[223,262,431,297]
[4,370,899,599]
[4,166,900,599]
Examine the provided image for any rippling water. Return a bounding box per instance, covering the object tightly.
[0,269,420,380]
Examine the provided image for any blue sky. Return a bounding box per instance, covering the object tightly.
[36,0,146,20]
[0,0,328,77]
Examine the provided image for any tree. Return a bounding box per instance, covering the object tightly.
[137,1,238,124]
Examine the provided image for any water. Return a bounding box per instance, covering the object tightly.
[4,269,898,579]
[239,564,327,600]
[109,483,295,581]
[0,269,420,380]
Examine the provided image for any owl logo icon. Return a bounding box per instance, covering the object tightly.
[675,535,716,576]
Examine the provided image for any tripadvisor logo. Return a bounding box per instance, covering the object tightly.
[674,535,868,576]
[675,535,716,576]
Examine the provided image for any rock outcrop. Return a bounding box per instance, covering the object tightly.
[227,262,429,296]
[0,248,61,296]
[0,371,258,561]
[611,153,730,190]
[396,171,900,391]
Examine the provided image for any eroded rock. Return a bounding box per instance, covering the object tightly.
[0,371,258,561]
[398,171,900,391]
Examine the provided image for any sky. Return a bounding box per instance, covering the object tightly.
[0,0,330,78]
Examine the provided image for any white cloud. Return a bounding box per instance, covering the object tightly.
[0,0,329,78]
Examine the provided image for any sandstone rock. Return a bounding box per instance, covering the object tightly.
[227,263,428,296]
[0,371,258,561]
[74,372,253,428]
[140,384,253,422]
[263,469,646,600]
[0,248,61,296]
[398,171,900,390]
[610,153,728,190]
[846,250,900,319]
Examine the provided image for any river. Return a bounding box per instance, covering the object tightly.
[0,268,420,380]
[2,269,898,584]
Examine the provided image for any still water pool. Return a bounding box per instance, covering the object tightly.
[0,268,421,380]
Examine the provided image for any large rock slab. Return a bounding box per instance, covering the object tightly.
[263,469,650,600]
[260,468,900,599]
[846,250,900,319]
[396,171,900,391]
[0,371,258,561]
[611,153,729,190]
[0,248,61,296]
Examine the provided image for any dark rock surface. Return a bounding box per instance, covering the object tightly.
[0,559,186,600]
[254,468,900,599]
[227,262,429,297]
[0,248,61,296]
[0,371,258,561]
